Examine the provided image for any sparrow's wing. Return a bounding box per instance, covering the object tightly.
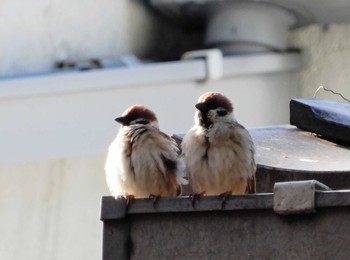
[229,124,257,193]
[158,131,181,156]
[129,127,187,193]
[245,175,256,194]
[155,130,188,185]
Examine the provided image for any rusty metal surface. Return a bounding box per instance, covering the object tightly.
[251,125,350,172]
[251,125,350,192]
[256,166,350,193]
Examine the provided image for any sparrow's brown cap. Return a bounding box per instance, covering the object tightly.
[196,92,233,113]
[115,104,157,126]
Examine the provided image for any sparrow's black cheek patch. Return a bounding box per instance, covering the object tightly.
[161,155,178,172]
[198,112,213,128]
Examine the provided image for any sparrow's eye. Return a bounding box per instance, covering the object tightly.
[217,108,227,117]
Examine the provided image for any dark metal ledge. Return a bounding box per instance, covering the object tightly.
[100,190,350,220]
[100,186,350,260]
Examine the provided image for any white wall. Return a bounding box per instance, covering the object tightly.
[0,56,301,164]
[0,155,108,260]
[0,4,302,257]
[289,24,350,101]
[0,0,155,77]
[6,1,350,259]
[0,63,300,259]
[0,1,158,259]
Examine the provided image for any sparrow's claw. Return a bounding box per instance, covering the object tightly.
[125,194,136,206]
[189,191,206,208]
[218,191,232,208]
[149,194,161,208]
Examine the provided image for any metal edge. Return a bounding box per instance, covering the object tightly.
[100,190,350,220]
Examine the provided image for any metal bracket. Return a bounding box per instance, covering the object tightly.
[273,180,331,215]
[181,49,223,82]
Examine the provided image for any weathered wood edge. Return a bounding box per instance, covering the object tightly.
[100,190,350,220]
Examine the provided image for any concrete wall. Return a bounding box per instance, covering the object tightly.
[0,155,108,260]
[0,66,300,259]
[0,1,155,259]
[1,1,349,259]
[289,24,350,101]
[0,0,156,77]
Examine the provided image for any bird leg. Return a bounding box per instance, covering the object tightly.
[218,191,232,208]
[149,194,161,208]
[189,191,206,208]
[124,194,136,206]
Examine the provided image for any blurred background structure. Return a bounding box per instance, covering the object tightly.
[1,0,350,259]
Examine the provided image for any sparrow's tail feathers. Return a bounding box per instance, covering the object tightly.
[176,159,189,185]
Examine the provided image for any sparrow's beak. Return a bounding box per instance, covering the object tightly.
[115,116,127,125]
[195,102,208,113]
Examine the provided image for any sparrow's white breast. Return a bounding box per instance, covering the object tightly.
[182,122,256,195]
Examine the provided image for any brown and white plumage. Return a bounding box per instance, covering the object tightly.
[105,105,187,199]
[181,92,256,196]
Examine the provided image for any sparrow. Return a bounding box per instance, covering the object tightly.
[104,104,187,204]
[181,92,256,204]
